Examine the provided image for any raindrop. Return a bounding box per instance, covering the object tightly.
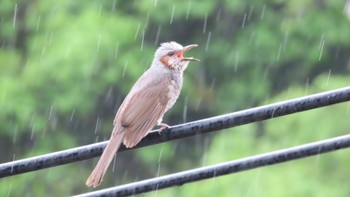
[41,127,47,139]
[171,142,178,156]
[144,12,150,28]
[271,108,276,118]
[133,176,140,183]
[209,78,216,90]
[154,0,158,7]
[318,40,325,60]
[209,171,218,190]
[9,155,15,176]
[114,42,119,59]
[13,4,17,28]
[141,30,145,51]
[282,31,290,48]
[12,126,18,144]
[153,186,160,197]
[112,0,117,11]
[48,32,54,45]
[326,69,331,86]
[276,44,282,61]
[122,61,128,78]
[182,96,188,123]
[201,152,207,166]
[313,147,322,169]
[158,148,163,163]
[186,2,191,20]
[260,5,266,19]
[203,13,208,34]
[122,171,129,182]
[30,124,35,140]
[40,42,47,62]
[205,31,211,51]
[195,97,202,111]
[263,65,270,79]
[48,105,57,129]
[248,5,254,20]
[134,23,140,40]
[241,13,247,28]
[94,135,99,142]
[156,148,163,178]
[96,35,102,53]
[6,182,12,197]
[215,8,222,21]
[70,108,76,121]
[304,78,310,95]
[30,114,35,140]
[45,168,53,181]
[105,87,114,103]
[98,4,102,17]
[318,36,325,61]
[48,106,53,120]
[248,31,255,45]
[36,16,41,31]
[170,5,175,24]
[112,154,117,172]
[154,25,161,45]
[94,117,100,134]
[318,33,325,60]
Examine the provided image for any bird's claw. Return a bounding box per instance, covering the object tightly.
[157,123,170,134]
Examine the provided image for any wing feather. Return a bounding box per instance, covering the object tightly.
[121,83,169,148]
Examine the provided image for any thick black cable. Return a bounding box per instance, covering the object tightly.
[72,134,350,197]
[1,87,350,178]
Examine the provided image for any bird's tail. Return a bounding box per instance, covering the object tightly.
[86,125,125,188]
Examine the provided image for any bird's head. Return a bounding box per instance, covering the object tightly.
[153,41,199,72]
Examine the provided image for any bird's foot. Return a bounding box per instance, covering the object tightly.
[157,123,170,134]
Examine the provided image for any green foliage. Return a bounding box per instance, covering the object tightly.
[0,0,349,196]
[136,0,215,22]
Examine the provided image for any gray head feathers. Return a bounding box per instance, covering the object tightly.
[154,41,183,58]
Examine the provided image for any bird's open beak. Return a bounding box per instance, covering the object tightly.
[178,44,200,62]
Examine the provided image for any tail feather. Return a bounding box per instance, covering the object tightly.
[86,126,125,188]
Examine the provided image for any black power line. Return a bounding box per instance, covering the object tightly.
[1,87,350,178]
[72,134,350,197]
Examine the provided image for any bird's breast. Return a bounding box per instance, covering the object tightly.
[164,73,183,112]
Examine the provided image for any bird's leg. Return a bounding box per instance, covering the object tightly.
[154,118,170,134]
[158,122,170,132]
[151,117,170,135]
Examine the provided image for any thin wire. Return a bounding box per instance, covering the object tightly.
[72,134,350,197]
[1,87,350,178]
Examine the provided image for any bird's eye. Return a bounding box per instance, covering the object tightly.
[167,52,175,56]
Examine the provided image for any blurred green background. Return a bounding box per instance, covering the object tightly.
[1,0,350,196]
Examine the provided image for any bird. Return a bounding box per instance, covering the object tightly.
[86,41,199,188]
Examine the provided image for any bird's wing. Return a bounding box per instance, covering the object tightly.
[120,82,169,148]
